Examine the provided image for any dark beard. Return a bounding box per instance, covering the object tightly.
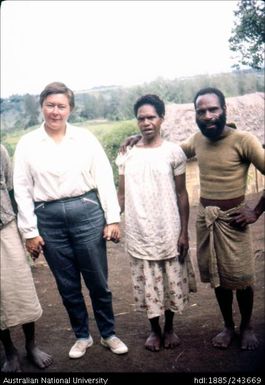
[196,112,226,141]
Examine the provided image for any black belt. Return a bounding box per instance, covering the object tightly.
[34,189,97,206]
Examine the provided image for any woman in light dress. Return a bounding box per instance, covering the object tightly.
[117,94,196,352]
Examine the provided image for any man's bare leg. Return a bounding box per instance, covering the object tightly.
[236,287,259,350]
[212,287,236,348]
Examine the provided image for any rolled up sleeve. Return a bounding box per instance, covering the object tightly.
[13,139,40,238]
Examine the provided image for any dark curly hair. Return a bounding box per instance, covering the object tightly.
[193,87,226,109]
[133,94,165,118]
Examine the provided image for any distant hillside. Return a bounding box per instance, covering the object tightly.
[76,85,121,95]
[1,69,264,132]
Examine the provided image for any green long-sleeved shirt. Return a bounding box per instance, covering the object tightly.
[180,127,265,199]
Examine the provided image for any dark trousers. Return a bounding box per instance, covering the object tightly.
[35,190,115,339]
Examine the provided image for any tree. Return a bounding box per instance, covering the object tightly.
[79,94,97,119]
[23,94,40,127]
[229,0,265,70]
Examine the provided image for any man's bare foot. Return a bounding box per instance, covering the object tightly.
[240,328,259,350]
[1,353,22,372]
[163,330,181,349]
[27,346,53,369]
[144,332,162,352]
[212,327,235,349]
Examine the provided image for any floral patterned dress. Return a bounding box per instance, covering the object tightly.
[116,140,196,318]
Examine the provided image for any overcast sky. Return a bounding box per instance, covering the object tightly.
[1,0,239,98]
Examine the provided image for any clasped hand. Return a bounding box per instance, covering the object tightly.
[26,236,45,260]
[103,223,121,243]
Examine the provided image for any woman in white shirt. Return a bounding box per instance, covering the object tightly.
[14,82,128,359]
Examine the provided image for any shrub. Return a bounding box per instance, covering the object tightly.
[86,120,138,186]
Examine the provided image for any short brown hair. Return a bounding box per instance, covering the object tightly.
[39,82,75,110]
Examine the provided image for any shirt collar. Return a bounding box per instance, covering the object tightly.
[65,124,76,139]
[39,122,76,141]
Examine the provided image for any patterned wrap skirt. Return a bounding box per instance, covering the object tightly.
[0,220,42,330]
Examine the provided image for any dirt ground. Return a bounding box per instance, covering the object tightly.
[1,193,264,384]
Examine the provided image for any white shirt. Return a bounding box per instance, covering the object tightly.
[14,123,120,238]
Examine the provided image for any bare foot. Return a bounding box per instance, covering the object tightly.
[1,353,22,372]
[27,346,53,369]
[240,328,259,350]
[144,332,162,352]
[212,327,235,349]
[163,330,181,349]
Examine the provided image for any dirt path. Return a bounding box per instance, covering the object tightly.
[1,193,264,384]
